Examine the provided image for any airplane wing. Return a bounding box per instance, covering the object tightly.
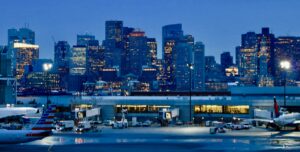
[253,118,274,123]
[0,114,24,120]
[242,118,274,123]
[293,120,300,124]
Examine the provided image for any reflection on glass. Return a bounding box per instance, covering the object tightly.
[194,105,249,114]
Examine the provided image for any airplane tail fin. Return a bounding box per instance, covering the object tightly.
[274,97,280,118]
[31,105,56,131]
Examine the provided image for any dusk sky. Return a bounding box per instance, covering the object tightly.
[1,0,300,62]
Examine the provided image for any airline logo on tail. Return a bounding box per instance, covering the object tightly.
[274,97,280,118]
[31,105,56,131]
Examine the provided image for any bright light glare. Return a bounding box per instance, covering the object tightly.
[280,61,291,70]
[43,63,53,71]
[187,63,194,69]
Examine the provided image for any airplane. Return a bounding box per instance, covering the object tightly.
[253,97,300,131]
[0,105,56,144]
[0,106,40,119]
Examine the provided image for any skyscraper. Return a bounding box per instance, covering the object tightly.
[0,46,16,104]
[173,41,193,91]
[8,28,35,45]
[162,24,184,91]
[54,41,70,74]
[274,36,300,86]
[256,27,275,86]
[77,34,96,46]
[54,41,70,91]
[103,21,124,69]
[241,32,257,48]
[126,30,152,76]
[13,42,39,88]
[194,42,205,91]
[103,39,122,68]
[147,38,157,67]
[220,52,233,74]
[69,45,86,75]
[237,47,257,84]
[86,40,105,81]
[204,56,225,91]
[105,21,123,43]
[237,31,258,86]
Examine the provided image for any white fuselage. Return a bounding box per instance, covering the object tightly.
[274,113,300,126]
[0,129,51,144]
[0,107,40,119]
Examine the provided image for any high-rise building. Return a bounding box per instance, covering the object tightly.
[105,21,123,43]
[86,40,105,81]
[8,28,35,45]
[237,31,258,86]
[54,41,70,74]
[274,37,300,86]
[147,38,157,67]
[126,30,152,76]
[12,43,39,87]
[103,21,124,69]
[204,56,226,91]
[77,34,95,46]
[241,32,257,48]
[6,27,38,91]
[0,46,16,104]
[54,41,70,91]
[257,28,275,76]
[103,39,122,68]
[0,46,12,77]
[256,28,275,86]
[162,24,184,91]
[173,41,193,91]
[69,45,86,75]
[220,52,233,74]
[237,47,257,85]
[194,42,205,91]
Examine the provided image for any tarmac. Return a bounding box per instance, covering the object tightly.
[1,126,300,152]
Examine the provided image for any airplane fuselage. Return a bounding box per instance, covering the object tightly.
[273,113,300,128]
[0,129,51,144]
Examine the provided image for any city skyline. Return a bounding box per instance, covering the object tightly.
[1,0,300,62]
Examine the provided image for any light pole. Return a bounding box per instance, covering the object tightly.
[43,63,53,108]
[280,61,290,107]
[187,63,194,123]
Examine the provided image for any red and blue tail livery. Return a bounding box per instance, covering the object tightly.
[31,105,56,131]
[0,105,57,144]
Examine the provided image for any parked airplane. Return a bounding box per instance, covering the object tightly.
[254,97,300,131]
[0,106,40,119]
[0,105,56,144]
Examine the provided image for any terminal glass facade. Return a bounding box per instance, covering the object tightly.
[116,105,170,113]
[194,105,249,114]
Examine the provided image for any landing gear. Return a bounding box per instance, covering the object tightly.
[267,123,281,131]
[266,123,270,129]
[275,126,281,131]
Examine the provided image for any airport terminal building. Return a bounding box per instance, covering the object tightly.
[79,87,300,122]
